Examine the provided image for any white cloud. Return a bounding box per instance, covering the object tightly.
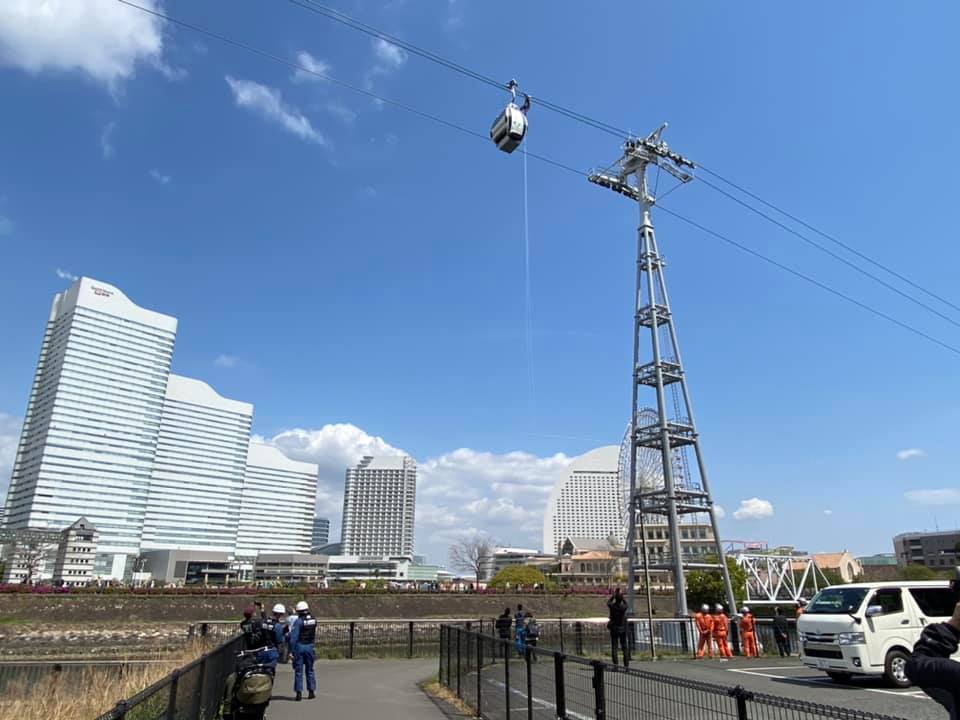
[372,38,407,69]
[225,76,326,146]
[326,101,357,126]
[732,497,774,521]
[0,0,165,88]
[445,0,465,30]
[0,413,22,500]
[256,422,571,563]
[823,509,833,515]
[896,448,925,461]
[904,489,960,506]
[55,268,78,282]
[292,51,331,83]
[100,121,116,158]
[149,169,171,184]
[214,354,239,368]
[0,215,13,236]
[713,505,726,519]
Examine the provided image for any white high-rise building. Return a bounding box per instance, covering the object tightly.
[141,375,253,553]
[236,442,318,559]
[542,446,624,556]
[3,278,176,578]
[341,456,416,557]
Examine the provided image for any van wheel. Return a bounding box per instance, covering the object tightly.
[884,649,912,688]
[826,672,852,683]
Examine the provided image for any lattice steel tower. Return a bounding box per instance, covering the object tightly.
[590,125,736,617]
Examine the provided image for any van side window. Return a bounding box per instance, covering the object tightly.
[871,588,904,614]
[908,588,955,617]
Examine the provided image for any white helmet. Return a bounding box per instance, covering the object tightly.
[741,606,750,614]
[296,600,309,613]
[273,603,286,614]
[700,604,710,613]
[798,597,808,606]
[715,604,724,612]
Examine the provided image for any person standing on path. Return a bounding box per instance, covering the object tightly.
[524,612,540,662]
[514,604,527,657]
[772,606,791,657]
[288,600,317,701]
[495,608,512,659]
[712,605,733,659]
[694,604,714,659]
[740,607,758,658]
[607,588,630,668]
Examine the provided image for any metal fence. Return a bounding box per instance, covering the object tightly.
[439,624,909,720]
[93,635,243,720]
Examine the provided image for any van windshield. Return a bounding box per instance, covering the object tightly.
[805,587,869,615]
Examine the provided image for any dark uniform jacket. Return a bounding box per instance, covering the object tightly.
[905,622,960,720]
[607,596,628,633]
[495,614,513,638]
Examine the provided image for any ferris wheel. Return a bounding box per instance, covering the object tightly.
[617,408,664,533]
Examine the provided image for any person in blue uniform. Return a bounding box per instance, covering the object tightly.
[288,600,317,701]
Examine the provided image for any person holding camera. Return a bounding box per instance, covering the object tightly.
[905,600,960,719]
[607,588,630,668]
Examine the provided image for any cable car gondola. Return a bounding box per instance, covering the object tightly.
[490,79,530,154]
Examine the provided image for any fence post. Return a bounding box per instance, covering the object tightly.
[112,701,129,719]
[559,619,565,654]
[591,660,606,720]
[348,621,356,659]
[504,639,511,718]
[165,669,180,720]
[456,628,462,698]
[525,647,533,720]
[574,622,583,656]
[200,622,209,637]
[193,654,208,719]
[447,625,453,688]
[553,653,566,720]
[439,626,445,685]
[476,630,483,717]
[728,686,753,720]
[408,621,415,658]
[730,618,741,656]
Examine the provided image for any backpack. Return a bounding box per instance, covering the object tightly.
[242,619,269,650]
[235,669,273,706]
[526,620,540,639]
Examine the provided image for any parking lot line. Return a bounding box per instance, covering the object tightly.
[726,668,930,701]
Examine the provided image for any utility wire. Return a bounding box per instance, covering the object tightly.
[287,0,960,318]
[115,0,960,360]
[699,165,960,314]
[697,176,960,331]
[657,206,960,358]
[114,0,583,178]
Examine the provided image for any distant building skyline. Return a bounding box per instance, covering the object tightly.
[341,455,416,557]
[1,277,317,579]
[543,446,624,555]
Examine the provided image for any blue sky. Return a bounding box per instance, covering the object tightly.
[1,1,959,566]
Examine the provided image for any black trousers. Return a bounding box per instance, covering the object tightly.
[610,629,630,667]
[498,635,511,658]
[775,633,791,657]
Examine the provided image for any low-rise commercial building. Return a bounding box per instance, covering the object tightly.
[254,553,329,585]
[140,549,236,586]
[325,555,413,583]
[894,530,960,570]
[52,517,98,587]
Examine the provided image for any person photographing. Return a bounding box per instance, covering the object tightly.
[906,572,960,719]
[607,588,630,668]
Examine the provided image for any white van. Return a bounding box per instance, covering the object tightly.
[798,580,958,687]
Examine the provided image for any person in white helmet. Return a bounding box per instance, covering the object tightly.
[269,604,290,664]
[288,600,317,701]
[694,604,713,659]
[712,604,732,658]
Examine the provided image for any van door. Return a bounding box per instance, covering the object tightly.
[907,586,960,661]
[863,588,913,669]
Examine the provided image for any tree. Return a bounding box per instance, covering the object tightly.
[898,564,937,581]
[488,565,547,590]
[685,557,747,611]
[448,534,495,581]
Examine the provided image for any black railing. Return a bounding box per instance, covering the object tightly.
[439,624,909,720]
[94,635,243,720]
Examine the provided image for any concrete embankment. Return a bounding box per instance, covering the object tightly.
[0,592,675,623]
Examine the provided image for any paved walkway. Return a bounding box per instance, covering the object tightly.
[267,659,450,719]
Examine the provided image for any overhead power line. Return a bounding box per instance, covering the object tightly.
[284,0,960,320]
[699,165,960,314]
[115,0,960,360]
[697,175,960,331]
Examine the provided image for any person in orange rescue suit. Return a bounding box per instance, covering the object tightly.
[740,606,758,658]
[713,604,733,658]
[695,604,714,658]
